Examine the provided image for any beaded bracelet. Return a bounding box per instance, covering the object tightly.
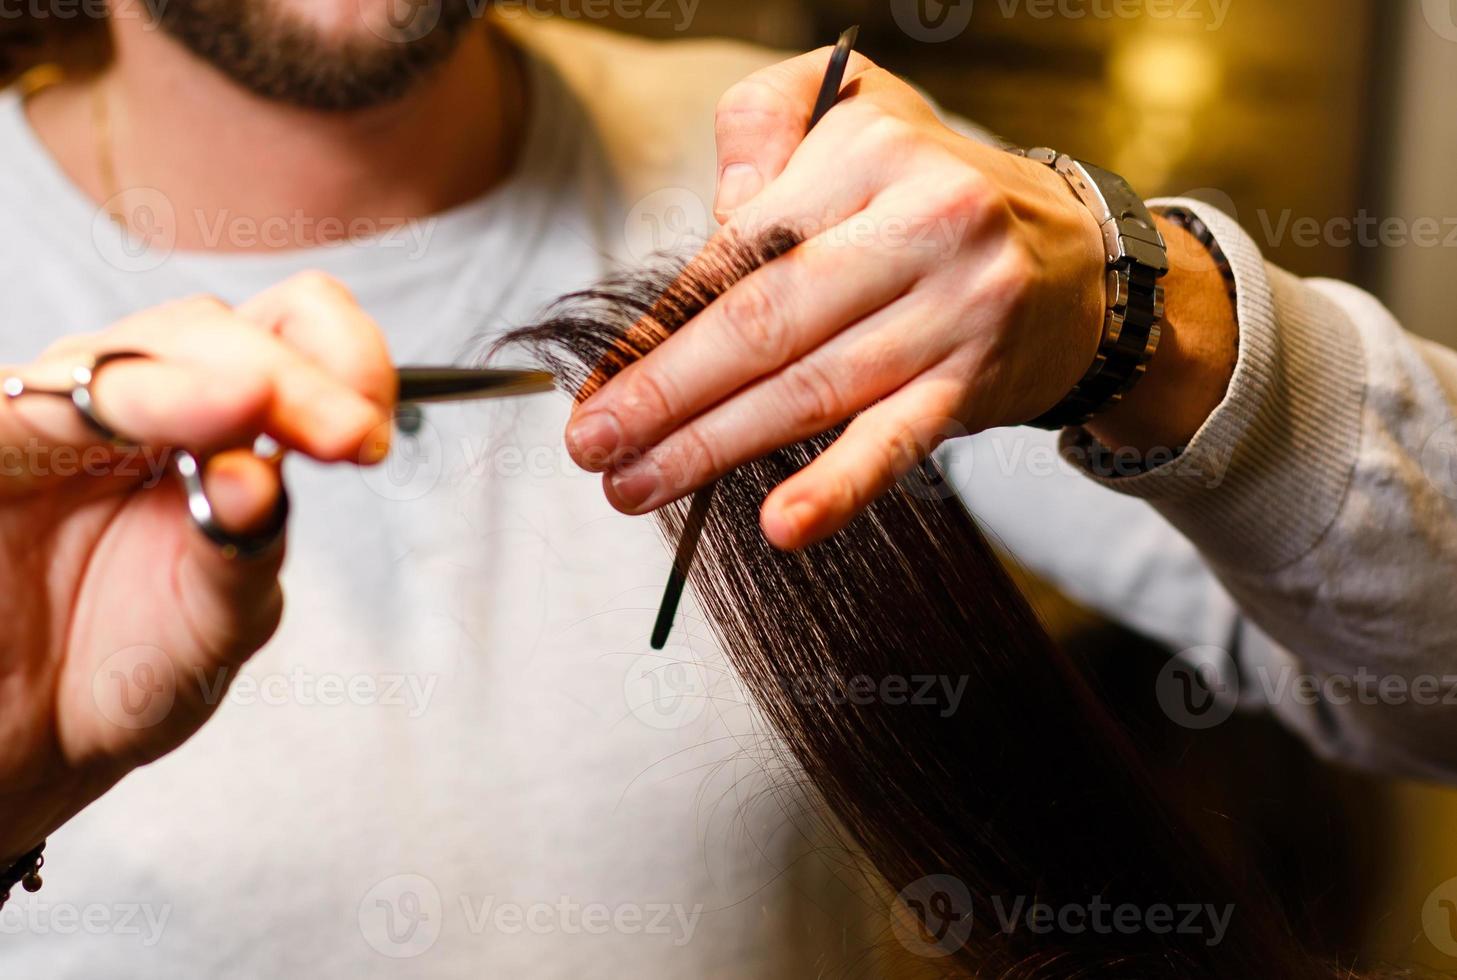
[0,841,46,910]
[1154,205,1238,307]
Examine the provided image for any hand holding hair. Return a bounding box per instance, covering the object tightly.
[564,47,1237,550]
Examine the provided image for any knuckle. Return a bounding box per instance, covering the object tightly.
[779,356,845,426]
[986,243,1037,313]
[715,278,787,362]
[286,269,355,304]
[715,77,792,133]
[821,470,864,521]
[170,293,230,319]
[670,425,725,492]
[931,169,1002,230]
[856,113,908,154]
[617,366,682,435]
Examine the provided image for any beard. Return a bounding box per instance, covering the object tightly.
[148,0,482,111]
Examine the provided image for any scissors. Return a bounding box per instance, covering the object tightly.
[181,364,557,557]
[2,351,557,560]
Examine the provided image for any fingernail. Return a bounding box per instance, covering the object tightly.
[359,419,392,465]
[714,163,762,220]
[610,461,661,512]
[566,411,621,470]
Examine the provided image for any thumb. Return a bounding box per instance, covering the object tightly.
[713,47,876,221]
[175,448,288,664]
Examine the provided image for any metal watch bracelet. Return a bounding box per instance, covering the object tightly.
[1012,147,1169,431]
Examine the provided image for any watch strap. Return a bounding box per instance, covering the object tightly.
[1014,147,1168,431]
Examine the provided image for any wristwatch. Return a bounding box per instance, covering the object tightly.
[1012,148,1169,430]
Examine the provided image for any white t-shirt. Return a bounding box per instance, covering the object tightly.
[0,42,875,980]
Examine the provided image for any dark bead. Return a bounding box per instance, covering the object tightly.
[21,872,41,892]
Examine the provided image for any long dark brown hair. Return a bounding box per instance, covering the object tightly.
[487,231,1365,978]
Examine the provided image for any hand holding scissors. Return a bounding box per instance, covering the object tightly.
[0,271,551,865]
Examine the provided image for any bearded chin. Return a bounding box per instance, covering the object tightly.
[149,0,482,111]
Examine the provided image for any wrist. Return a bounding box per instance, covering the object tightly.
[1083,214,1238,454]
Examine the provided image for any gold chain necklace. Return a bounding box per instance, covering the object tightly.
[90,76,126,229]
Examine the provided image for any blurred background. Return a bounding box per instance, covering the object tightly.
[5,0,1457,973]
[569,0,1457,973]
[588,0,1457,351]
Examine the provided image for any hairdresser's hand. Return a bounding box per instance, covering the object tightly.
[0,271,394,864]
[567,50,1236,549]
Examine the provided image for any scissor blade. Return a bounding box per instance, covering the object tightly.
[396,366,557,404]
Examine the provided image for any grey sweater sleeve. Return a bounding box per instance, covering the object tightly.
[1051,197,1457,780]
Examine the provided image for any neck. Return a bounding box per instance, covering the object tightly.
[28,18,521,252]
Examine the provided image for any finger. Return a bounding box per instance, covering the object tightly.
[201,447,285,537]
[109,296,390,463]
[0,357,271,461]
[234,271,397,411]
[759,378,966,550]
[175,448,287,659]
[599,290,955,514]
[567,208,929,472]
[713,47,878,220]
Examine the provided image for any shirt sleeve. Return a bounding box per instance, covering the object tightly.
[1046,196,1457,780]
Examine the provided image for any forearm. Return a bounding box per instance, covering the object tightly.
[1065,198,1457,705]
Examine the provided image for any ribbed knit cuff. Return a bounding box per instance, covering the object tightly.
[1057,197,1366,573]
